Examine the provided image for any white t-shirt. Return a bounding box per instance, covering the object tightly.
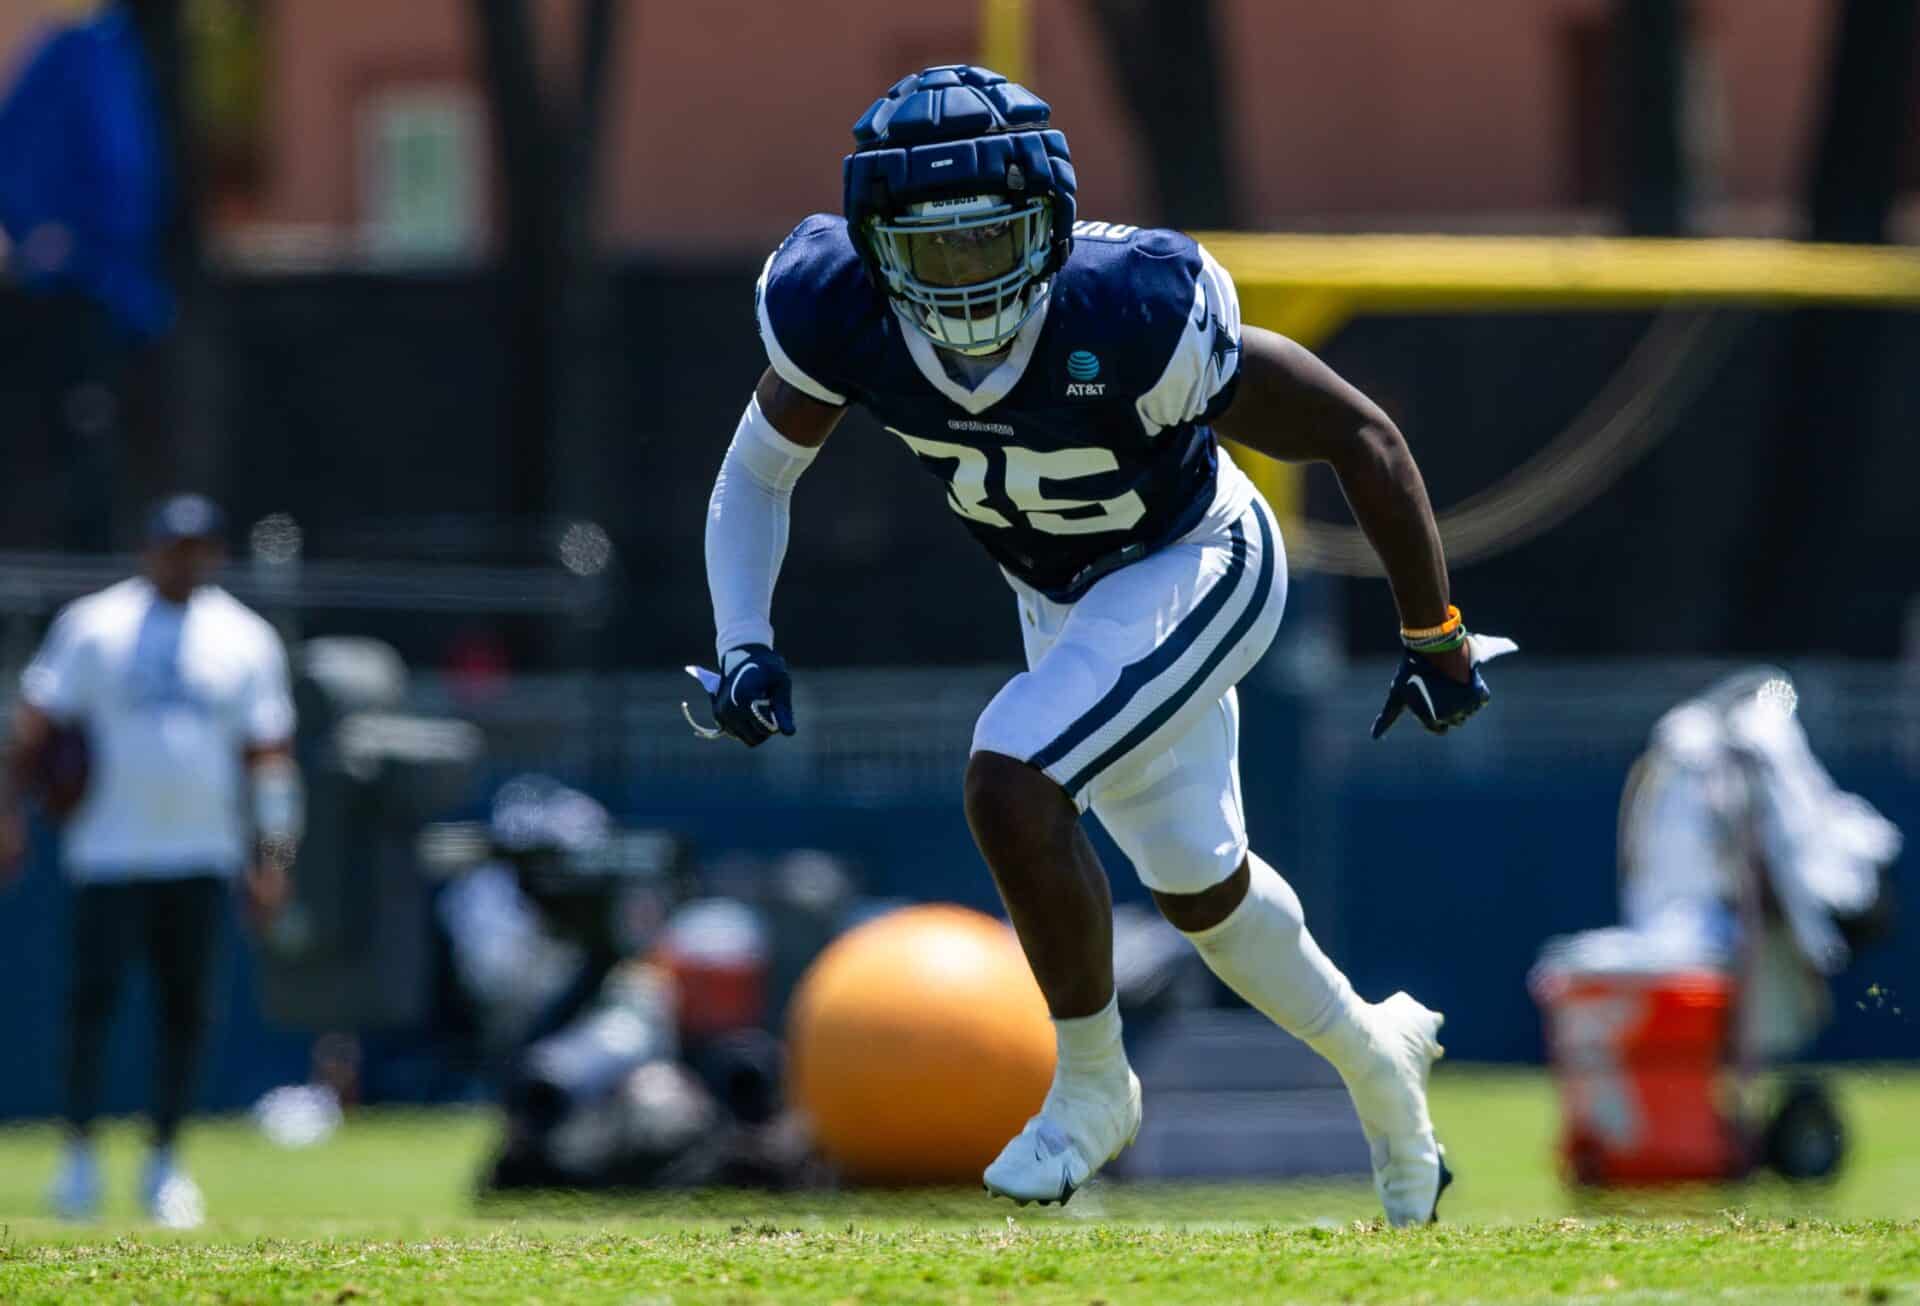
[20,578,295,880]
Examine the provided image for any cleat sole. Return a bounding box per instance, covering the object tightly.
[983,1180,1077,1209]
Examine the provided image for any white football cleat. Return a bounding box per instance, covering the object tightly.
[983,1068,1142,1206]
[1343,991,1452,1227]
[48,1140,102,1222]
[142,1153,206,1230]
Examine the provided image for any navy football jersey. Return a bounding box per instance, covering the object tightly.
[756,214,1243,601]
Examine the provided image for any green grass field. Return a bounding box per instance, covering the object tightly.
[1,1066,1916,1303]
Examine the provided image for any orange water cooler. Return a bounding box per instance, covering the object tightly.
[1531,968,1745,1185]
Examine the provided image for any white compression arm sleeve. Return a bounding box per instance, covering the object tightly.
[706,396,820,657]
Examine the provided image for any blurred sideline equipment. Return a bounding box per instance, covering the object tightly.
[1531,669,1899,1185]
[435,775,626,1062]
[442,776,816,1191]
[257,636,481,1032]
[787,904,1054,1185]
[434,773,687,1063]
[655,897,770,1040]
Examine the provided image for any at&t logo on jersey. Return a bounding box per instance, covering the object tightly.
[1066,349,1104,396]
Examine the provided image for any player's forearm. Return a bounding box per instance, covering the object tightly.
[705,472,786,655]
[1326,422,1452,631]
[705,396,820,657]
[1217,328,1453,629]
[247,744,303,850]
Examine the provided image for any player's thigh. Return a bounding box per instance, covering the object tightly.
[1090,688,1247,896]
[972,493,1283,808]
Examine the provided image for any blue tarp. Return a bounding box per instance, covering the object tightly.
[0,5,171,338]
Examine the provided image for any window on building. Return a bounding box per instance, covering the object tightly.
[358,88,484,264]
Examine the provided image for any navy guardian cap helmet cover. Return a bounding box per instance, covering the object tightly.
[843,65,1077,354]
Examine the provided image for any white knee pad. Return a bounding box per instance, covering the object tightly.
[1104,820,1243,895]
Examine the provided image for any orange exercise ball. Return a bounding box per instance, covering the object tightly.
[787,903,1056,1185]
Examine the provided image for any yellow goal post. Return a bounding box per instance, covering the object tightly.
[1190,233,1920,560]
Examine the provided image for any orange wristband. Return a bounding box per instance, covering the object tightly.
[1400,605,1462,642]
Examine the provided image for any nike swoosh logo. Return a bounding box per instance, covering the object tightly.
[1407,674,1437,720]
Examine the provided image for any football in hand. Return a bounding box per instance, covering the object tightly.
[30,724,90,820]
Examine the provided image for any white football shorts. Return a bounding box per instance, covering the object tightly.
[971,457,1287,895]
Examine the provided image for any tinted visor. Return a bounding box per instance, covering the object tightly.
[866,195,1053,351]
[894,219,1019,289]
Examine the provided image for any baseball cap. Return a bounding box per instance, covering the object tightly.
[145,493,226,545]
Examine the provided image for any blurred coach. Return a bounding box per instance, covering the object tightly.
[0,494,302,1227]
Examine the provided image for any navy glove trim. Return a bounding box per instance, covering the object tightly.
[1371,648,1491,739]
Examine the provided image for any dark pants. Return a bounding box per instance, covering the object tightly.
[65,876,226,1146]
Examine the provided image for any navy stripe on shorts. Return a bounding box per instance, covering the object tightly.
[1028,496,1278,797]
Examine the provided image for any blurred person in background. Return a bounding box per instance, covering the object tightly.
[437,776,624,1064]
[0,494,301,1227]
[0,0,173,549]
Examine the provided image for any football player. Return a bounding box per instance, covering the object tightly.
[693,66,1509,1225]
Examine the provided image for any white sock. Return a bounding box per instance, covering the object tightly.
[1051,991,1128,1084]
[1181,854,1378,1078]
